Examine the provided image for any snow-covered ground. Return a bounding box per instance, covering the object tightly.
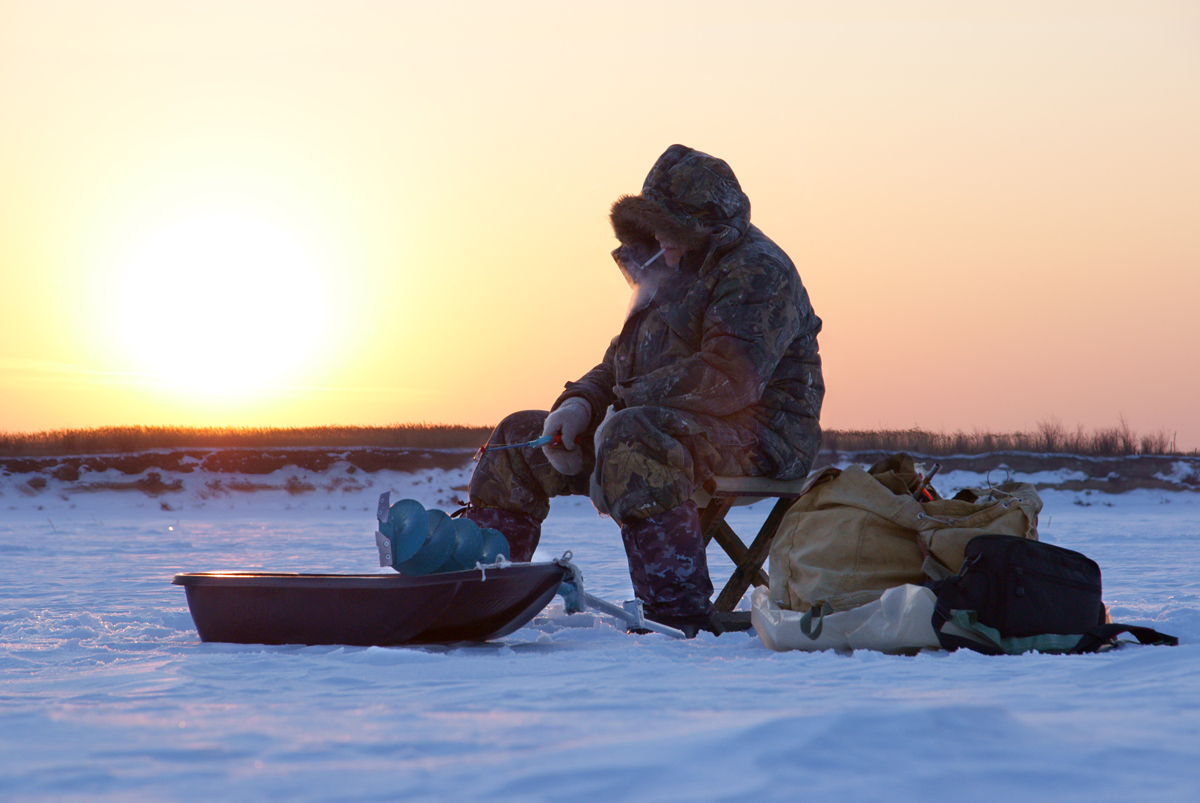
[2,458,1198,801]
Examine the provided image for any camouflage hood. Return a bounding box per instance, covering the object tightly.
[610,145,752,256]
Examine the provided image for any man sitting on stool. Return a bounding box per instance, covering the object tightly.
[460,144,824,636]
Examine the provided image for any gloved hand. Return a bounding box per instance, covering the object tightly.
[589,405,618,516]
[541,397,592,476]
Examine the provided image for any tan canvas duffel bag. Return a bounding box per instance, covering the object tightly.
[767,454,1042,613]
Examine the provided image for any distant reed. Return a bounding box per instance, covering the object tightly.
[0,419,1188,458]
[0,424,494,457]
[822,418,1184,458]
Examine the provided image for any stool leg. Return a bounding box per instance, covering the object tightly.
[699,498,735,546]
[711,496,792,612]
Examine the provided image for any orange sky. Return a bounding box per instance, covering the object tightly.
[2,1,1198,448]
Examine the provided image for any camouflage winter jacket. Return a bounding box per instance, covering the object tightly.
[555,145,824,480]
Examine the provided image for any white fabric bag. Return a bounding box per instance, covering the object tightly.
[751,583,941,654]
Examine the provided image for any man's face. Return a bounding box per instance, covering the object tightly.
[654,232,687,269]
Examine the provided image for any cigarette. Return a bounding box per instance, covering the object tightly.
[640,248,665,270]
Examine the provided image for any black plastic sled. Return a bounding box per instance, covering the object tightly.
[173,562,569,646]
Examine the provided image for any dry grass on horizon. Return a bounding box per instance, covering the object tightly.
[0,420,1191,459]
[0,424,495,457]
[825,419,1186,458]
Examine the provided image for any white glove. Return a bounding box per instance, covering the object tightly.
[541,398,592,476]
[589,405,618,516]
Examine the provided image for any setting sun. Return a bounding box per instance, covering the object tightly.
[114,212,327,395]
[1,1,1197,444]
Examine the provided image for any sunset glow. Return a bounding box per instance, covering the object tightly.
[114,213,327,395]
[1,1,1197,447]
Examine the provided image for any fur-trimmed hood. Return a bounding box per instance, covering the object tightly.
[610,145,752,255]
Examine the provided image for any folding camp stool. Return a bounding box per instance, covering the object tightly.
[693,475,811,613]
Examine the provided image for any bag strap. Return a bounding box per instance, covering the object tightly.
[800,601,834,640]
[1072,623,1179,653]
[938,609,1085,655]
[935,609,1178,655]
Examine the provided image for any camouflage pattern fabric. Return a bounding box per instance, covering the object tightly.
[469,413,716,615]
[559,144,824,481]
[620,500,714,620]
[591,405,766,522]
[456,504,541,563]
[467,145,824,614]
[468,410,592,524]
[468,406,766,525]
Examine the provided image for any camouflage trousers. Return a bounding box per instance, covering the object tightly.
[468,406,769,524]
[468,406,768,616]
[621,500,713,620]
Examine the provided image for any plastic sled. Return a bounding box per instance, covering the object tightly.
[173,562,568,646]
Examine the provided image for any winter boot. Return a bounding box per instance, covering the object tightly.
[457,505,542,562]
[620,500,715,632]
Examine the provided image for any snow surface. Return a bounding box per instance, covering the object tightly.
[2,462,1199,802]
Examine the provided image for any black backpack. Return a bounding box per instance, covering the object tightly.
[931,534,1177,655]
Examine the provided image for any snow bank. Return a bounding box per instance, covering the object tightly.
[2,457,1198,801]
